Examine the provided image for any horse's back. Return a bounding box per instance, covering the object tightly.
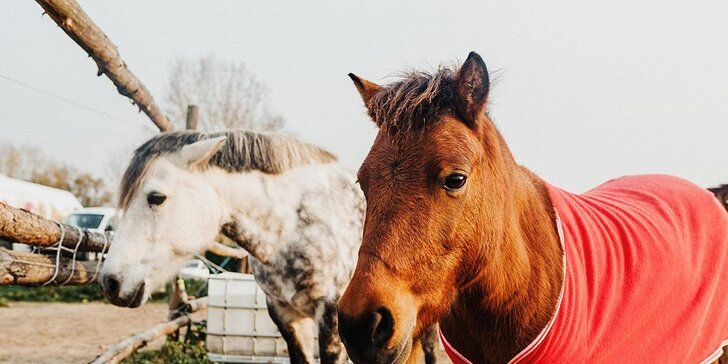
[534,175,728,363]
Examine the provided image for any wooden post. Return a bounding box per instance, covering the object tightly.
[185,105,199,130]
[35,0,174,132]
[171,103,197,325]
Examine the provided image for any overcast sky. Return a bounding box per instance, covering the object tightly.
[1,1,727,193]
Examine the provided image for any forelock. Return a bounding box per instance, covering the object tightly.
[367,67,457,133]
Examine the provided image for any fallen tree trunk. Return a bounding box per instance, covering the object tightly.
[0,201,111,252]
[0,248,100,285]
[91,297,209,364]
[35,0,174,132]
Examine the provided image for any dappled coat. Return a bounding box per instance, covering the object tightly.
[442,174,728,363]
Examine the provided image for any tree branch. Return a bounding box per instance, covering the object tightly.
[35,0,174,132]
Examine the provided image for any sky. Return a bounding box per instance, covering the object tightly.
[1,1,727,193]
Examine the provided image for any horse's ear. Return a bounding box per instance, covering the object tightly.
[348,73,381,107]
[454,51,490,127]
[179,136,227,168]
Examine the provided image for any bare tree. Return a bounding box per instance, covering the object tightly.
[0,144,45,181]
[165,56,285,131]
[70,173,113,207]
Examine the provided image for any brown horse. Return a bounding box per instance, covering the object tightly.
[338,52,728,363]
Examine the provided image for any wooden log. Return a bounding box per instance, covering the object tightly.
[91,297,208,364]
[0,201,111,252]
[0,248,100,285]
[206,241,248,260]
[35,0,174,132]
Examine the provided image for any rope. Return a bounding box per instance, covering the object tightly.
[60,226,84,285]
[42,223,66,286]
[3,227,108,285]
[194,253,227,273]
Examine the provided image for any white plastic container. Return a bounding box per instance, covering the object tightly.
[207,272,289,363]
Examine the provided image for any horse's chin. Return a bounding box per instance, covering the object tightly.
[102,280,147,308]
[343,318,416,364]
[389,337,414,364]
[127,284,147,308]
[347,338,413,364]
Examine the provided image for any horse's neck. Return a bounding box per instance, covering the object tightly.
[442,167,563,363]
[216,165,354,265]
[215,170,299,264]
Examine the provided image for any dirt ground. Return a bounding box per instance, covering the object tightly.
[0,301,169,364]
[0,301,450,364]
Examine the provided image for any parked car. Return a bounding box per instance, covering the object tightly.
[64,207,120,232]
[64,207,119,260]
[180,259,210,281]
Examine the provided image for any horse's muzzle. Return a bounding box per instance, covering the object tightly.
[338,307,412,364]
[99,274,145,308]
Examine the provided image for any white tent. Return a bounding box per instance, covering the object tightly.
[0,174,82,220]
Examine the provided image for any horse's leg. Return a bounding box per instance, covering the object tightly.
[317,301,347,364]
[420,324,439,364]
[266,299,316,364]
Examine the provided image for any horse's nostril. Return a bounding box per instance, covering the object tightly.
[103,275,120,297]
[338,306,400,361]
[371,307,395,348]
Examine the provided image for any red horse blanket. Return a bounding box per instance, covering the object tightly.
[442,174,728,363]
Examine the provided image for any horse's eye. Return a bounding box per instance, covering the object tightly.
[147,192,167,206]
[444,174,467,191]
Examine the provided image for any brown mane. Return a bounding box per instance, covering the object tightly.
[366,68,458,133]
[118,130,337,210]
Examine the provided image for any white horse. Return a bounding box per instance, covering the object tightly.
[100,130,362,363]
[100,130,439,364]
